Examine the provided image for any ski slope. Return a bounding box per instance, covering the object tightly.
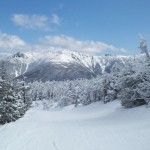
[0,101,150,150]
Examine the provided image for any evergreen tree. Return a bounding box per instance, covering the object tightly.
[0,64,31,124]
[139,36,150,61]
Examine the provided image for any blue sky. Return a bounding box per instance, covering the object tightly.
[0,0,150,55]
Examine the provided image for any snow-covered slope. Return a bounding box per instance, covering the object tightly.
[0,101,150,150]
[0,50,134,81]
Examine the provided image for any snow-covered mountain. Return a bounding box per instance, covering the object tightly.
[0,50,133,82]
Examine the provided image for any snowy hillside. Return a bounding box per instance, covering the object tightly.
[0,50,134,81]
[0,101,150,150]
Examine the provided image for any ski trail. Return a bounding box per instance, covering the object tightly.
[53,141,59,150]
[0,101,150,150]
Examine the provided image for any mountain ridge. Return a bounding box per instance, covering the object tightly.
[0,50,134,82]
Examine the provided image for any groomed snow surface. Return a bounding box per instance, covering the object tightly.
[0,101,150,150]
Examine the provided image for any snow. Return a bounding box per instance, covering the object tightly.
[2,49,138,79]
[0,101,150,150]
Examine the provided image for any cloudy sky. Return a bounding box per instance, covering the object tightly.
[0,0,150,55]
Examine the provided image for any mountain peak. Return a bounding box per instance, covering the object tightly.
[13,52,28,59]
[0,50,136,82]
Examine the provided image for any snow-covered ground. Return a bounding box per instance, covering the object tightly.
[0,101,150,150]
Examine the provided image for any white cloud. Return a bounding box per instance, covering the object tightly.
[0,33,29,52]
[0,33,127,55]
[11,14,61,31]
[51,14,61,25]
[40,35,127,54]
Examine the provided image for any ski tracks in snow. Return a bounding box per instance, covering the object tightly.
[0,101,150,150]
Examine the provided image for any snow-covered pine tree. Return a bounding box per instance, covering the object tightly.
[0,63,31,124]
[17,77,31,112]
[139,35,150,61]
[118,43,149,108]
